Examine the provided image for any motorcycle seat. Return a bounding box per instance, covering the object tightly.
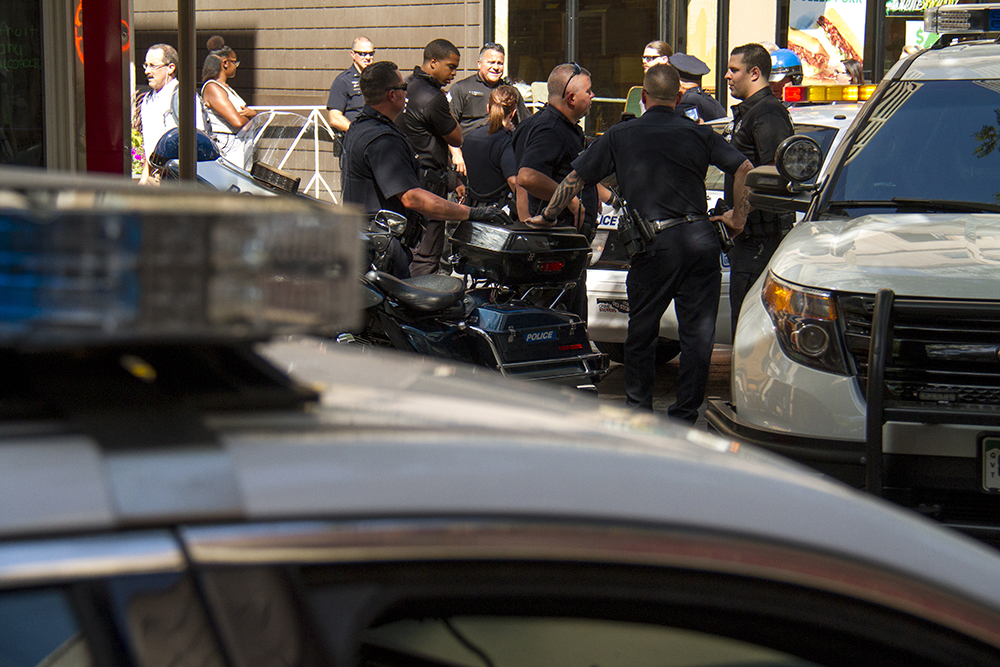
[365,270,466,313]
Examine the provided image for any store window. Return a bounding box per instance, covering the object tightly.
[0,0,45,167]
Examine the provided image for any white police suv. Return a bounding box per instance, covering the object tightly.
[707,4,1000,542]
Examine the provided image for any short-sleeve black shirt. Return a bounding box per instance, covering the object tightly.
[340,106,421,216]
[512,104,597,228]
[396,68,458,171]
[463,125,516,199]
[326,66,364,122]
[449,73,530,134]
[572,105,746,221]
[724,86,793,205]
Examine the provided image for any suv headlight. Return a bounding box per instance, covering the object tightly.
[762,273,849,375]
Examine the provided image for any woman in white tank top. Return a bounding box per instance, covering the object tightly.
[201,40,257,169]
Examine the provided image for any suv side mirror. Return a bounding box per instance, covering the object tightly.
[745,135,824,214]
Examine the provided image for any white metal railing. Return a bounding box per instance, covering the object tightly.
[247,105,340,204]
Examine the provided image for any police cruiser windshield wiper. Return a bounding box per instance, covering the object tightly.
[826,199,1000,214]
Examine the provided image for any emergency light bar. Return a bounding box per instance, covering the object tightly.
[782,84,877,104]
[925,3,1000,36]
[0,168,361,348]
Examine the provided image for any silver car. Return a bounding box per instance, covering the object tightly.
[2,167,1000,666]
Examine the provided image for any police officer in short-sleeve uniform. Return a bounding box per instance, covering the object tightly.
[342,60,509,278]
[327,37,374,134]
[724,43,794,336]
[512,63,599,320]
[671,53,726,122]
[449,43,530,134]
[396,39,464,276]
[525,63,752,421]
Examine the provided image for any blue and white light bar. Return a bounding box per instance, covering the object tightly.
[925,3,1000,36]
[0,168,362,348]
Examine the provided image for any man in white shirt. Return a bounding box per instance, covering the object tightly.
[139,44,180,184]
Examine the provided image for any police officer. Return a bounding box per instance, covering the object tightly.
[397,39,464,276]
[448,42,530,176]
[724,43,794,336]
[327,36,374,133]
[341,61,509,276]
[768,48,803,102]
[526,64,752,421]
[671,53,726,122]
[513,62,598,320]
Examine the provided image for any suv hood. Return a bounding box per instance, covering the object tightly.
[770,212,1000,297]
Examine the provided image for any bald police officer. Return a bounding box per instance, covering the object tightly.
[527,64,753,421]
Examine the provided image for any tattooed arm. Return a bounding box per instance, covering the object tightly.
[524,170,585,228]
[710,160,754,235]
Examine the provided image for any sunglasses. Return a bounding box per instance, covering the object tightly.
[561,62,582,98]
[387,84,408,92]
[353,50,375,57]
[225,60,240,68]
[642,55,664,62]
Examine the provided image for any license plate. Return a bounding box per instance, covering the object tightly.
[524,329,557,343]
[981,436,1000,493]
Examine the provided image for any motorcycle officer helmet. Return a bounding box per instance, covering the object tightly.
[769,49,803,85]
[148,127,220,170]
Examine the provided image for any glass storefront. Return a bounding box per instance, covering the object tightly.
[499,0,718,135]
[0,0,45,167]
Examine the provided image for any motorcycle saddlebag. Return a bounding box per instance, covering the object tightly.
[451,221,590,287]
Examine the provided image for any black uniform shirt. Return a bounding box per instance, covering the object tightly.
[463,125,516,200]
[724,86,793,205]
[449,73,530,133]
[675,86,727,122]
[326,66,364,122]
[572,105,746,221]
[512,104,597,228]
[397,67,457,171]
[341,106,421,216]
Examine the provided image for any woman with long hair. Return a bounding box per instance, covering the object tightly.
[201,35,257,168]
[642,40,672,73]
[461,85,521,217]
[834,59,864,85]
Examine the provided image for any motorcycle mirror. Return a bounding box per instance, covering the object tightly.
[373,210,409,238]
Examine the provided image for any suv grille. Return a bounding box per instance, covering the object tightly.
[836,294,1000,406]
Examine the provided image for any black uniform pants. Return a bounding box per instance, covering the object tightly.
[409,172,449,277]
[727,231,785,337]
[624,220,721,422]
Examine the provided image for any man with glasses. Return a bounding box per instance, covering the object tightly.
[327,37,375,133]
[341,61,510,277]
[448,43,529,176]
[138,43,207,184]
[512,62,597,319]
[397,39,464,276]
[525,63,753,421]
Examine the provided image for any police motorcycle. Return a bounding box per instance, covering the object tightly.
[346,209,609,390]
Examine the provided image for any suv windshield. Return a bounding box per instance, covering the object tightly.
[828,80,1000,209]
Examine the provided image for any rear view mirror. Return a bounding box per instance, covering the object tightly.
[373,210,408,238]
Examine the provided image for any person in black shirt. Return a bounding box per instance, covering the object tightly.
[513,62,598,320]
[396,39,463,276]
[341,61,510,276]
[671,53,726,122]
[724,43,794,336]
[462,85,520,213]
[448,43,530,177]
[326,36,374,133]
[526,64,752,422]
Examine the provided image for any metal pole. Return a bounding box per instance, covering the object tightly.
[716,0,729,109]
[178,0,196,181]
[566,0,578,62]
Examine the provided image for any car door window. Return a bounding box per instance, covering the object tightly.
[0,589,93,667]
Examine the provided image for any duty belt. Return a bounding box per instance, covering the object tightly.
[649,214,709,233]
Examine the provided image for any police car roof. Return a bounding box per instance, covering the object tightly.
[891,40,1000,81]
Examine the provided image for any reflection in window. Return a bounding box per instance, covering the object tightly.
[831,80,1000,206]
[0,0,45,167]
[0,589,93,667]
[361,616,817,667]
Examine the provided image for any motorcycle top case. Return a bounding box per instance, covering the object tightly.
[451,221,590,287]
